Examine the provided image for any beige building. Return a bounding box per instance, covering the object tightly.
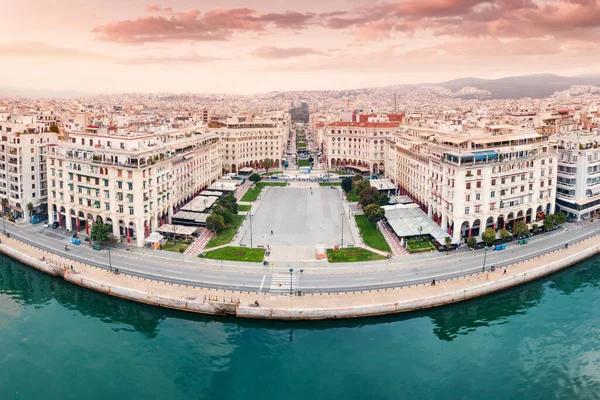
[45,126,221,246]
[209,116,287,173]
[325,122,401,174]
[386,124,558,243]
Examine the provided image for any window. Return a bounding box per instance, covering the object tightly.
[476,181,481,188]
[466,182,471,190]
[476,193,481,201]
[466,194,471,202]
[465,207,470,215]
[491,179,496,186]
[491,191,496,198]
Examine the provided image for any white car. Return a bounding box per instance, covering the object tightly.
[43,222,49,228]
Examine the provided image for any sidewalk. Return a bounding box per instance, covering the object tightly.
[377,221,408,257]
[3,228,599,320]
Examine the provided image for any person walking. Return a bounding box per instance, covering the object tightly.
[504,268,507,275]
[271,230,273,235]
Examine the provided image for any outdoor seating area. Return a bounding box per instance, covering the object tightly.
[172,211,210,227]
[383,203,458,245]
[181,196,217,213]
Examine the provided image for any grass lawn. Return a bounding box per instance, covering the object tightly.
[204,214,246,249]
[203,246,266,262]
[238,204,252,212]
[240,182,287,202]
[345,188,360,202]
[319,182,341,186]
[406,238,435,253]
[327,248,387,263]
[298,159,310,167]
[161,239,192,253]
[327,170,352,175]
[355,215,391,252]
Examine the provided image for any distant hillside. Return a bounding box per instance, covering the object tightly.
[436,74,600,99]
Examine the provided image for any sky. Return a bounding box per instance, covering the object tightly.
[2,0,600,95]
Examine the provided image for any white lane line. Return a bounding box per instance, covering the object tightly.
[259,275,266,292]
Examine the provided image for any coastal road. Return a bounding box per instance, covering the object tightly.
[4,221,597,294]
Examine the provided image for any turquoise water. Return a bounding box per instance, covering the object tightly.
[1,254,600,400]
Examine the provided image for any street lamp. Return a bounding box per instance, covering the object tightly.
[107,247,113,273]
[482,246,488,272]
[2,213,6,236]
[249,207,253,248]
[340,213,344,248]
[418,226,423,239]
[289,267,294,295]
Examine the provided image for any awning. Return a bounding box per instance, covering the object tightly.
[144,232,165,244]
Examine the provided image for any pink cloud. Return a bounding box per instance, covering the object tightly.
[251,46,327,59]
[93,7,316,44]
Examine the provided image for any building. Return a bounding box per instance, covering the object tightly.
[325,121,400,174]
[209,115,287,173]
[45,126,222,246]
[554,129,600,220]
[385,124,558,243]
[0,120,58,219]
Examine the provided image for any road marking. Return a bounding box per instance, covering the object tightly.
[259,275,266,292]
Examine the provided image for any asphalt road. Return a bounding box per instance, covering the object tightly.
[4,220,597,294]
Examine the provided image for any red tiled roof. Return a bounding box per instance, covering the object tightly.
[327,122,400,128]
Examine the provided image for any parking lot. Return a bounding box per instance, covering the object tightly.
[239,187,353,247]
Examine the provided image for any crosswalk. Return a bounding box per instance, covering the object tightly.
[269,273,300,294]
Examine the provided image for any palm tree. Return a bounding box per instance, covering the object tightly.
[26,202,34,218]
[264,158,273,174]
[444,236,452,255]
[1,198,8,214]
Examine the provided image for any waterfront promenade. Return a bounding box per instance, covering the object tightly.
[1,222,599,319]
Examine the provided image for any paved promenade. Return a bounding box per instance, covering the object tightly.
[1,229,598,320]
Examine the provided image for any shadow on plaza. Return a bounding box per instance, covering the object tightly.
[1,253,599,342]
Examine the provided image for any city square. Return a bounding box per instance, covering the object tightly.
[239,186,354,247]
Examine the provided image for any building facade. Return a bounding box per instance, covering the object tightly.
[386,125,558,243]
[554,130,600,220]
[45,126,221,246]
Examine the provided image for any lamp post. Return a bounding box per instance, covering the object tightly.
[289,267,294,295]
[249,208,253,248]
[2,213,6,236]
[107,247,113,273]
[418,225,423,240]
[482,246,488,272]
[340,213,344,248]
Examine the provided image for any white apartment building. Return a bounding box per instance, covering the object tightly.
[325,122,401,174]
[209,116,287,173]
[45,126,221,246]
[0,121,58,219]
[386,124,557,243]
[554,130,600,220]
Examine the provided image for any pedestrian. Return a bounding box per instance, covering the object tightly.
[504,268,507,275]
[271,230,273,235]
[486,273,489,280]
[431,278,436,286]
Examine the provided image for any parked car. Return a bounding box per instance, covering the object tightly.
[51,221,59,229]
[43,222,49,228]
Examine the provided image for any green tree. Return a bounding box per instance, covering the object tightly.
[500,228,511,240]
[513,220,529,237]
[352,173,363,182]
[532,223,539,232]
[1,197,8,212]
[206,214,225,233]
[444,236,452,255]
[213,205,233,224]
[49,124,60,133]
[26,202,34,216]
[264,158,273,174]
[467,236,477,249]
[482,227,496,246]
[544,214,555,231]
[90,221,110,243]
[341,177,353,193]
[359,187,381,208]
[555,212,567,225]
[308,156,314,165]
[217,193,238,214]
[378,193,389,206]
[363,203,384,223]
[249,173,262,183]
[354,179,370,195]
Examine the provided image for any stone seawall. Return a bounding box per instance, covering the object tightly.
[1,236,599,320]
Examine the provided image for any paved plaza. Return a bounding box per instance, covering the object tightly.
[239,187,354,247]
